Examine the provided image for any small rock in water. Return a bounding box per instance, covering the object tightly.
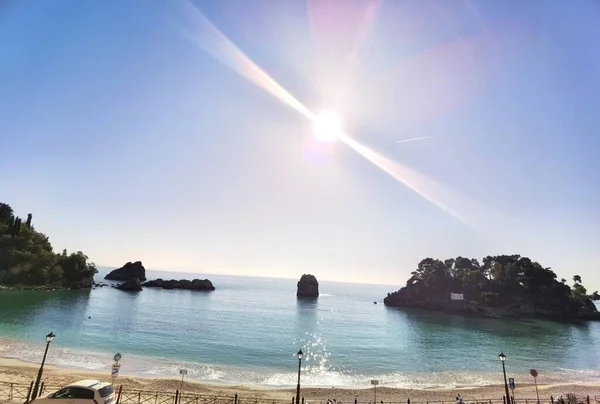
[297,274,319,297]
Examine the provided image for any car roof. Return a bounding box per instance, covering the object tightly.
[67,380,112,389]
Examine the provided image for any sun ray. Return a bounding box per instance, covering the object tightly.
[175,0,483,229]
[177,0,314,121]
[338,134,474,227]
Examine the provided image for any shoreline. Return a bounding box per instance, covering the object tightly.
[3,336,600,391]
[2,357,600,403]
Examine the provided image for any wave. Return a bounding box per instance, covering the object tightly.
[2,338,600,389]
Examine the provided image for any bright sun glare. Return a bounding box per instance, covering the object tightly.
[312,110,344,142]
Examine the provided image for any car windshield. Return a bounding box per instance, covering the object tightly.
[99,386,114,398]
[52,387,94,400]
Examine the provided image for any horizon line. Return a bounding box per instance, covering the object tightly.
[95,264,403,287]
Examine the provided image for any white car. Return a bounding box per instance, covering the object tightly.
[34,380,115,404]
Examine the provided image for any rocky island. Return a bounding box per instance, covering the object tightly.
[116,278,143,292]
[384,255,600,321]
[297,274,319,297]
[0,202,98,289]
[105,261,147,281]
[143,278,215,291]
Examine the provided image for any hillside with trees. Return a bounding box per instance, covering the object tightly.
[384,255,600,321]
[0,202,97,288]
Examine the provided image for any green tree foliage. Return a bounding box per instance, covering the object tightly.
[0,202,97,287]
[386,254,599,318]
[9,216,22,238]
[26,213,32,228]
[0,203,13,224]
[48,265,64,283]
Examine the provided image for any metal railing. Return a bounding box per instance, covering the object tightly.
[0,382,595,404]
[0,382,32,402]
[114,387,289,404]
[0,381,62,403]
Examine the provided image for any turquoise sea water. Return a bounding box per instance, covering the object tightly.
[1,268,600,388]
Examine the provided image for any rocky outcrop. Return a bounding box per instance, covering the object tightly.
[384,288,484,314]
[68,276,94,290]
[105,261,147,281]
[383,288,600,321]
[297,274,319,297]
[116,278,143,292]
[142,278,215,291]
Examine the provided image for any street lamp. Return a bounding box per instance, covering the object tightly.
[499,353,511,404]
[295,349,303,404]
[31,332,55,400]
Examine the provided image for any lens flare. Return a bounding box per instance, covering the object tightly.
[313,110,343,142]
[178,0,314,121]
[175,0,484,228]
[338,134,471,227]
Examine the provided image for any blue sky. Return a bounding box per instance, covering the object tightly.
[1,0,599,286]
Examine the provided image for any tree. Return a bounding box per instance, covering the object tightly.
[384,254,599,319]
[48,266,64,284]
[0,203,13,224]
[573,283,588,298]
[57,251,97,285]
[409,258,451,292]
[9,217,22,238]
[0,202,96,288]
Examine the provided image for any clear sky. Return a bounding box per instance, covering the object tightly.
[1,0,599,287]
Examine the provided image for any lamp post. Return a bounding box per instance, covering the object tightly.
[295,349,303,404]
[499,353,511,404]
[31,332,55,400]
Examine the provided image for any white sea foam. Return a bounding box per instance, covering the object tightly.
[2,338,600,389]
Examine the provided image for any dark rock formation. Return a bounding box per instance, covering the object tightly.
[93,281,109,288]
[142,278,215,291]
[66,276,94,290]
[297,274,319,297]
[384,287,600,321]
[105,261,147,281]
[384,289,485,314]
[116,278,143,292]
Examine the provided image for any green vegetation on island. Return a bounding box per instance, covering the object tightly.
[0,202,97,288]
[384,255,600,321]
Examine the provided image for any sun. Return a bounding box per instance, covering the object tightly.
[312,110,344,142]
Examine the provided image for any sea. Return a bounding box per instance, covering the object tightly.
[1,268,600,389]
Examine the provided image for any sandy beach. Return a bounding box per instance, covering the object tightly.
[1,358,599,404]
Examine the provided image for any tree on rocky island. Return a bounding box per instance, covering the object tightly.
[0,202,97,288]
[384,255,600,320]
